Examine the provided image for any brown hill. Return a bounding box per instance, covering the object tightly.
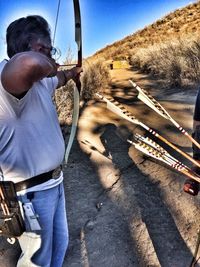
[91,1,200,61]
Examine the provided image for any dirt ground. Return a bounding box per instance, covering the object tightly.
[0,68,199,267]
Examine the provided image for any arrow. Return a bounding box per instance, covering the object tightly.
[130,80,200,150]
[96,93,200,168]
[128,134,200,183]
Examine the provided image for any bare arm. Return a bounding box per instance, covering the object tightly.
[1,51,57,97]
[56,67,83,88]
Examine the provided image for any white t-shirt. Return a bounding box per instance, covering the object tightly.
[0,60,65,193]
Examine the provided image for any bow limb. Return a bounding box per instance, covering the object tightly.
[64,0,82,164]
[73,0,82,92]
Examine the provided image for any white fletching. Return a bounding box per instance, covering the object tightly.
[129,80,171,120]
[96,93,139,125]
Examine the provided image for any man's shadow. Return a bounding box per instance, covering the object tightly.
[97,123,193,267]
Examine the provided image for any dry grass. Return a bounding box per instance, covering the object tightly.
[130,37,200,88]
[54,59,110,124]
[88,2,200,89]
[54,80,74,125]
[91,2,200,61]
[81,59,110,100]
[54,1,200,123]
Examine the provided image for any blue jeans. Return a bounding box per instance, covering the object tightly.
[17,182,68,267]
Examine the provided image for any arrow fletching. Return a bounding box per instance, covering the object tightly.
[96,93,139,125]
[134,134,189,171]
[96,93,200,169]
[128,134,200,183]
[129,80,171,120]
[130,80,200,150]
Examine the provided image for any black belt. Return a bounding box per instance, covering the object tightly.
[14,166,62,192]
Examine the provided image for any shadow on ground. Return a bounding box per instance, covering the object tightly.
[63,121,194,267]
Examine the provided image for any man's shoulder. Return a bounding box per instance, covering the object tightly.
[0,60,8,74]
[0,60,8,96]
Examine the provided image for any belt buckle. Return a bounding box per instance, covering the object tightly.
[52,166,62,179]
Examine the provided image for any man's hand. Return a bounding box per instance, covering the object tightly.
[70,67,83,82]
[56,67,83,88]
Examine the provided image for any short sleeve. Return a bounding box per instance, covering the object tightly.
[41,76,58,96]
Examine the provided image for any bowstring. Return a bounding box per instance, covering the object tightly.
[53,0,61,46]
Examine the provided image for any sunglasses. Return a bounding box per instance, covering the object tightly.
[39,44,60,57]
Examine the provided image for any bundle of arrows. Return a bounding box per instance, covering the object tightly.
[128,81,200,265]
[129,80,200,150]
[95,93,200,183]
[128,134,200,183]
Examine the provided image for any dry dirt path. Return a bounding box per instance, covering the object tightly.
[0,68,199,267]
[63,68,200,267]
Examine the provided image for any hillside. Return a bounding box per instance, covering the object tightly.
[91,1,200,61]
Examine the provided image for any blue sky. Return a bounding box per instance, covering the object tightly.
[0,0,195,64]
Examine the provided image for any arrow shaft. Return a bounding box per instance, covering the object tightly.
[97,93,200,168]
[128,139,200,183]
[135,134,190,171]
[131,81,200,150]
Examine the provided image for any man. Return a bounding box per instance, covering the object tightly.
[0,15,82,266]
[183,88,200,196]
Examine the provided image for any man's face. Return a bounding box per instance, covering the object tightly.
[29,38,56,58]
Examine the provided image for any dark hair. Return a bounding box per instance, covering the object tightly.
[6,15,51,58]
